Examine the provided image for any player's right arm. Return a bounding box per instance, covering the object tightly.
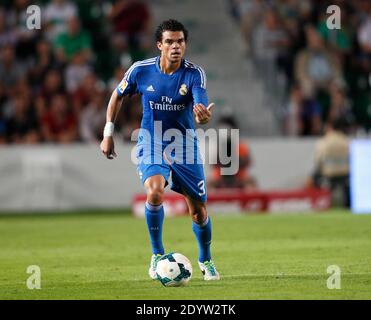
[100,90,123,159]
[100,62,139,160]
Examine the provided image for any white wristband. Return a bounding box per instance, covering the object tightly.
[103,122,114,137]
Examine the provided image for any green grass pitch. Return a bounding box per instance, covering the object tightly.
[0,209,370,300]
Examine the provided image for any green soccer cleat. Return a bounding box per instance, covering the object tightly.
[198,260,221,281]
[148,254,163,280]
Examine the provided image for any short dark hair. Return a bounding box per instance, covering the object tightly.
[155,19,188,43]
[329,117,349,133]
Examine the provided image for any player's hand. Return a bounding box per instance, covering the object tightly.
[100,136,117,160]
[194,103,214,124]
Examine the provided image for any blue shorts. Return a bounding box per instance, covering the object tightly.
[137,162,207,203]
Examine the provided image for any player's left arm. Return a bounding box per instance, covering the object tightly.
[192,67,214,124]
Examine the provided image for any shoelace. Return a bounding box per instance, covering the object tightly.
[203,261,217,276]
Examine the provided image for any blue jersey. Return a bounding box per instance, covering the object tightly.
[116,56,209,201]
[116,56,208,163]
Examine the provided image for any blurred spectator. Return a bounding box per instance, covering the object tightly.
[37,68,64,106]
[108,0,152,61]
[239,0,266,54]
[29,38,58,88]
[227,0,245,22]
[208,114,258,190]
[79,90,106,143]
[277,2,306,85]
[43,0,78,41]
[41,94,78,143]
[7,0,38,62]
[209,141,258,190]
[357,5,371,58]
[0,132,6,144]
[308,118,350,207]
[71,72,103,112]
[352,86,371,133]
[0,108,7,144]
[294,25,344,99]
[5,95,39,144]
[0,8,18,47]
[109,0,150,35]
[54,16,92,64]
[65,52,92,93]
[252,8,290,75]
[0,44,26,99]
[275,0,310,21]
[327,87,355,133]
[285,83,322,136]
[110,33,134,70]
[251,7,291,105]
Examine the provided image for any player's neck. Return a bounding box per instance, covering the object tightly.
[159,56,181,75]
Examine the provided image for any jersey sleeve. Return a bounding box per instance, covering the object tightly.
[192,67,208,106]
[116,63,139,97]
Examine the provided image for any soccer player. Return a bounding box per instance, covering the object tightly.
[100,19,220,281]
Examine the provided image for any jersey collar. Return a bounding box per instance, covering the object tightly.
[155,56,185,76]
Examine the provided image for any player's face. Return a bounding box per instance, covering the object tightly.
[157,31,186,63]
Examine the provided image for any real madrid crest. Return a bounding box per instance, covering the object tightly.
[179,84,188,96]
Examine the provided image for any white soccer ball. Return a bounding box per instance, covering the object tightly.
[155,252,192,287]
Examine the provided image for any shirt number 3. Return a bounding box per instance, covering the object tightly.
[198,180,206,196]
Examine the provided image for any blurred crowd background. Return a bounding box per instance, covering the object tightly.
[0,0,370,145]
[229,0,371,137]
[0,0,152,144]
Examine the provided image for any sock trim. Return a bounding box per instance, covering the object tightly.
[145,202,163,212]
[194,216,209,228]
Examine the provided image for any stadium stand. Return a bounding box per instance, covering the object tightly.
[1,0,371,142]
[0,0,285,142]
[229,0,371,136]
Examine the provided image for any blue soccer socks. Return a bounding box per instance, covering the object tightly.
[145,203,213,262]
[192,216,212,263]
[145,202,165,255]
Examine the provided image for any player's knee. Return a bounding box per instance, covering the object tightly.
[147,187,164,205]
[190,205,207,224]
